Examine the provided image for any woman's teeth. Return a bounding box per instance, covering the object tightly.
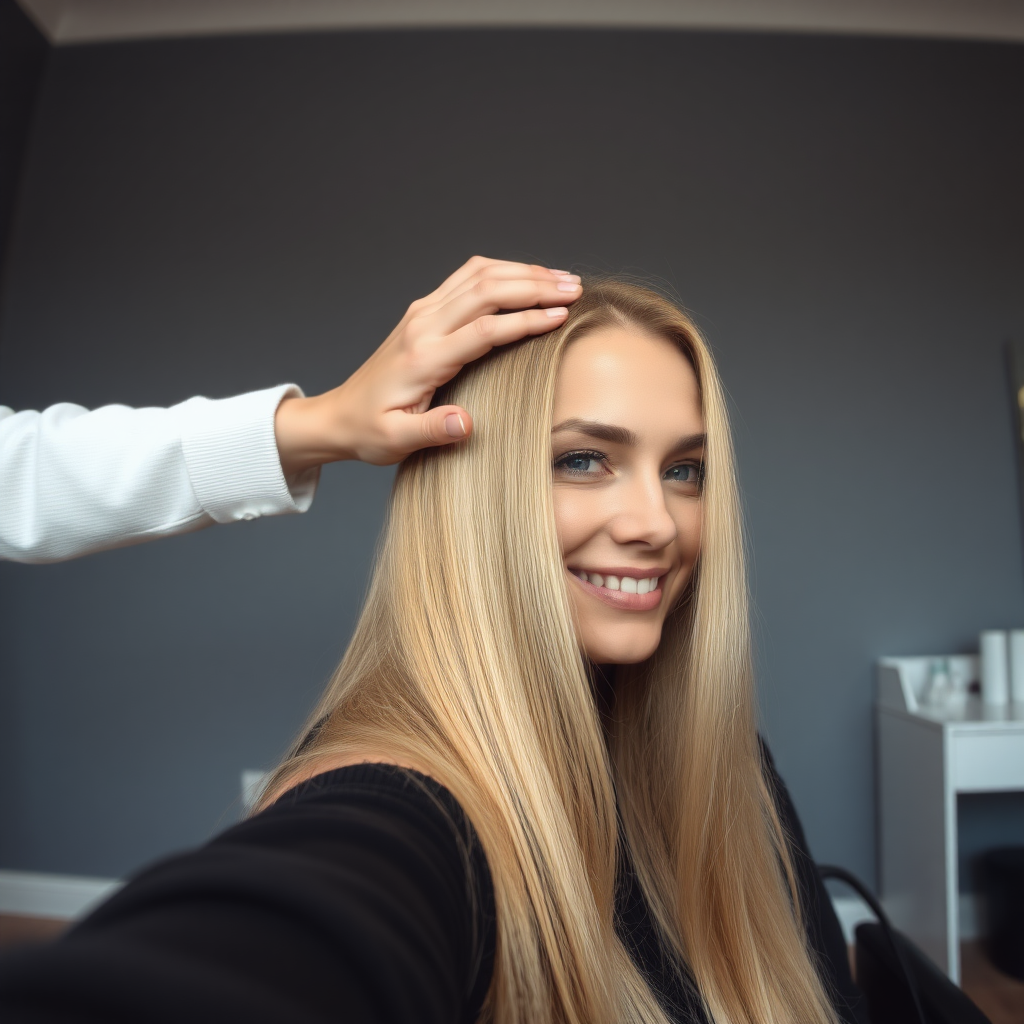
[573,570,661,595]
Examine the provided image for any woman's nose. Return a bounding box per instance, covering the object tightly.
[607,472,678,549]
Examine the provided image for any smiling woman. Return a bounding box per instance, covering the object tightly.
[251,281,857,1024]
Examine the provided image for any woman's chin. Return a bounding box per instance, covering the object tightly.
[581,628,662,666]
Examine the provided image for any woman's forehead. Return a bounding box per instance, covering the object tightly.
[552,327,703,437]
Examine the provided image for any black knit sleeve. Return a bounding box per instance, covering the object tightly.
[0,764,495,1024]
[759,739,869,1024]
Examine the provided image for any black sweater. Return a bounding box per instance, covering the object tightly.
[0,759,866,1023]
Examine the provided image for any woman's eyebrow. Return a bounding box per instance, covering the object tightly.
[551,419,637,446]
[674,432,706,453]
[551,420,707,454]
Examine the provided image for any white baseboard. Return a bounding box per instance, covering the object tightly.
[0,870,122,920]
[831,893,979,944]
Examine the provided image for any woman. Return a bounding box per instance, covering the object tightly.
[0,280,862,1024]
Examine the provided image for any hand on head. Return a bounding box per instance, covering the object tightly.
[274,256,582,474]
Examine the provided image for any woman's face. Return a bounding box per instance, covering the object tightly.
[551,326,704,664]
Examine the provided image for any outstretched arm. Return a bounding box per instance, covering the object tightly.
[0,765,495,1024]
[0,384,315,563]
[0,258,580,563]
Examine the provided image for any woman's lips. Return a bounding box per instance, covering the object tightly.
[567,569,665,611]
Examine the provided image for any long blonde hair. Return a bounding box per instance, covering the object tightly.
[260,281,838,1024]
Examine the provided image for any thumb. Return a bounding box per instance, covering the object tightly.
[404,404,474,452]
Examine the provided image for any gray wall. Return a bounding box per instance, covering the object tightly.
[0,0,48,284]
[1,29,1022,883]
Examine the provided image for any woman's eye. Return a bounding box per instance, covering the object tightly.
[554,451,607,476]
[664,462,703,488]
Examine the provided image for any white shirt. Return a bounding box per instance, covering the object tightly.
[0,384,319,563]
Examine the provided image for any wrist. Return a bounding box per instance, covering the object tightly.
[275,391,356,476]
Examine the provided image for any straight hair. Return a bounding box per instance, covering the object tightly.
[260,281,839,1024]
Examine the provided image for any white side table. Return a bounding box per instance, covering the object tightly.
[877,655,1024,982]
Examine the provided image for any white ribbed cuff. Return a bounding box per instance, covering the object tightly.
[175,385,320,524]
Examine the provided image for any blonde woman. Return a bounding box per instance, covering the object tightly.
[0,276,863,1024]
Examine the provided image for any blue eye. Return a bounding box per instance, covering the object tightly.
[563,455,599,473]
[554,450,607,476]
[664,462,703,488]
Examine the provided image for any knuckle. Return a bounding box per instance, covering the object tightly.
[477,259,508,280]
[473,278,497,301]
[473,314,498,340]
[419,416,441,445]
[403,316,427,344]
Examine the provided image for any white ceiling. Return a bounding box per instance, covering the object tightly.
[17,0,1024,46]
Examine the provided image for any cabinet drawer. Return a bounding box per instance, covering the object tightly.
[952,730,1024,792]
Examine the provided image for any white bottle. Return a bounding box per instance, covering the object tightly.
[1009,629,1024,705]
[980,630,1010,707]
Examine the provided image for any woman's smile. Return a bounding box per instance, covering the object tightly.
[567,567,668,610]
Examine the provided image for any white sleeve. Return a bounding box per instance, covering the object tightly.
[0,384,320,564]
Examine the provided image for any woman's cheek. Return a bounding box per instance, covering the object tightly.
[552,489,599,556]
[686,505,702,564]
[672,503,702,596]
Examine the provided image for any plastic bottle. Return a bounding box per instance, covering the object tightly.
[925,657,954,710]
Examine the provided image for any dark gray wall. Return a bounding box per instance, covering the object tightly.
[1,29,1022,883]
[0,0,48,285]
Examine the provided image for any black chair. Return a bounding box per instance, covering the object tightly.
[818,865,992,1024]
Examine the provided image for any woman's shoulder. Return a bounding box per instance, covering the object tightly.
[255,758,497,1019]
[262,757,487,878]
[266,759,478,849]
[265,752,434,805]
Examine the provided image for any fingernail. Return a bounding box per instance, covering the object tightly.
[548,267,568,275]
[557,281,581,292]
[546,306,568,318]
[444,413,467,438]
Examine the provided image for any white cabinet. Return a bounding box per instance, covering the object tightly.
[876,655,1024,983]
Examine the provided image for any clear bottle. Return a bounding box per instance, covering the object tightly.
[925,657,954,711]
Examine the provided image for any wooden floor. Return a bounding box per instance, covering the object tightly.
[0,912,69,950]
[961,941,1024,1024]
[1,914,1023,1022]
